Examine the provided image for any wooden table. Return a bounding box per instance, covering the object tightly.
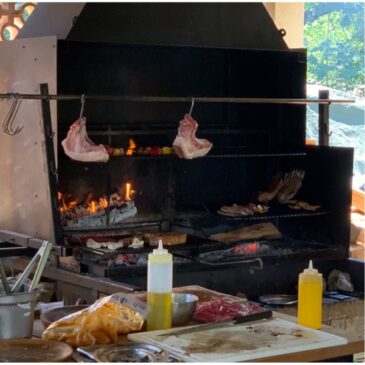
[34,285,364,362]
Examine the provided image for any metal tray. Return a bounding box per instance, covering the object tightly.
[77,343,179,362]
[258,294,297,306]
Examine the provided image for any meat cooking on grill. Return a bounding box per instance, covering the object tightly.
[61,118,110,162]
[172,114,213,159]
[276,170,305,204]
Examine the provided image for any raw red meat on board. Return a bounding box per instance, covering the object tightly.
[61,118,109,162]
[193,298,264,323]
[172,114,213,159]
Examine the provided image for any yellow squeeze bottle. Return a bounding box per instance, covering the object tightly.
[297,260,323,329]
[147,240,173,331]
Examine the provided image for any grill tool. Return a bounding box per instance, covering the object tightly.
[11,241,52,293]
[157,309,272,336]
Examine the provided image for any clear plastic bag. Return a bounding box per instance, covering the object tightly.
[42,293,146,347]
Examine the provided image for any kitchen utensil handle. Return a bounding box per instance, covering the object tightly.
[234,310,272,324]
[11,249,40,292]
[11,240,52,293]
[28,241,52,292]
[0,260,11,294]
[76,347,98,362]
[157,319,235,336]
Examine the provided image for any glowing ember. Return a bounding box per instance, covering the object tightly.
[233,242,259,255]
[247,242,257,252]
[126,138,136,156]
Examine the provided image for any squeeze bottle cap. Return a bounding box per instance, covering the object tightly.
[303,260,321,275]
[152,240,168,255]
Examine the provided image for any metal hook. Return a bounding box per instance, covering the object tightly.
[189,97,195,116]
[9,94,23,135]
[2,94,15,133]
[1,93,24,136]
[2,94,16,135]
[249,258,264,275]
[79,94,85,119]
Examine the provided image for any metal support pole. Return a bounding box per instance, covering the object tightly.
[318,89,330,146]
[40,83,64,248]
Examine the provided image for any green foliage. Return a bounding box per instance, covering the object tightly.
[304,2,364,91]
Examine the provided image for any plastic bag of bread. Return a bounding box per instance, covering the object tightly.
[42,293,146,348]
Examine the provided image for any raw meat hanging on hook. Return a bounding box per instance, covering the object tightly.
[61,117,109,162]
[172,114,213,159]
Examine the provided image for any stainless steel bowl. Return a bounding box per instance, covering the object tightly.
[258,294,297,306]
[172,293,198,326]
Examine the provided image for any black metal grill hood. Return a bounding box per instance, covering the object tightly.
[67,3,288,50]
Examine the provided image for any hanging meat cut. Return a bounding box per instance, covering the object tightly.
[61,118,109,163]
[172,114,213,159]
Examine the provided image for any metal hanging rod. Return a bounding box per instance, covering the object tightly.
[0,93,355,105]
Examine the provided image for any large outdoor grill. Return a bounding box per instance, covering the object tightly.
[0,3,363,301]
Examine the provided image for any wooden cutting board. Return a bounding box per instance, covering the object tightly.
[0,339,73,362]
[210,222,282,244]
[128,317,347,362]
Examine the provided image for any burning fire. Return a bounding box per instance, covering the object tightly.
[58,192,78,213]
[126,139,136,156]
[86,197,108,215]
[58,182,135,216]
[125,182,132,201]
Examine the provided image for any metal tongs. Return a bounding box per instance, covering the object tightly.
[158,310,273,337]
[11,240,52,293]
[0,260,11,294]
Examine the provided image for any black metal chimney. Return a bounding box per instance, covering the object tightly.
[67,3,287,50]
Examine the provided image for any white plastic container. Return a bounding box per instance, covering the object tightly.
[0,287,37,339]
[147,240,173,331]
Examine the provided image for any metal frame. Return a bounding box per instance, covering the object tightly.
[40,84,64,246]
[318,90,330,146]
[0,86,350,259]
[0,92,355,105]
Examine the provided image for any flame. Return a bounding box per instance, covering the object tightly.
[58,192,78,213]
[87,196,109,215]
[58,181,134,219]
[88,200,97,214]
[100,197,108,209]
[126,138,136,156]
[125,182,131,201]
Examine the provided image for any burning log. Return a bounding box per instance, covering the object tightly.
[63,201,137,228]
[59,182,137,228]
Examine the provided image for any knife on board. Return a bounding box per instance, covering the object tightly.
[158,310,273,337]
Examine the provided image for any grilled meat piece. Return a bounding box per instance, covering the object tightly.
[277,170,305,204]
[257,173,284,203]
[288,200,321,211]
[218,203,269,217]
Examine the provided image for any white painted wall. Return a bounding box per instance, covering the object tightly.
[264,2,304,48]
[18,3,85,39]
